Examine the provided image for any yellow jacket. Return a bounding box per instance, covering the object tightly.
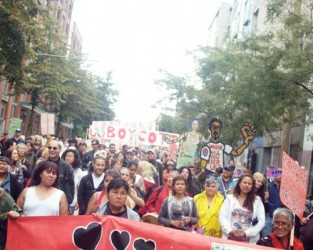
[194,190,224,237]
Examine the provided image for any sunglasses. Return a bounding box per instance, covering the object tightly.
[48,146,58,151]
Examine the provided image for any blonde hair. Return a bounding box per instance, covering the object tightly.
[139,160,153,179]
[253,172,264,182]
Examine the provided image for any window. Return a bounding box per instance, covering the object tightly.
[0,101,6,119]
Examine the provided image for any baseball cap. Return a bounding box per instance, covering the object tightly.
[126,149,134,154]
[0,156,11,166]
[147,149,155,154]
[15,128,21,132]
[167,160,176,166]
[224,166,232,171]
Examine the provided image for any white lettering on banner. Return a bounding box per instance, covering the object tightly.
[89,124,179,146]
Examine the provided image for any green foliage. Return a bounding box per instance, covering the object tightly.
[0,1,118,136]
[155,0,313,145]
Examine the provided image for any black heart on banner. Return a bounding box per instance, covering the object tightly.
[110,230,131,250]
[133,238,156,250]
[72,222,102,250]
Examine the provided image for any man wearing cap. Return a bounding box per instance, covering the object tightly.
[216,166,237,198]
[8,129,24,145]
[48,140,74,205]
[147,149,163,186]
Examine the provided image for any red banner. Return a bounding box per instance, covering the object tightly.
[7,216,272,250]
[281,152,308,219]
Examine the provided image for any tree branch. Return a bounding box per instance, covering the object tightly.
[294,81,313,95]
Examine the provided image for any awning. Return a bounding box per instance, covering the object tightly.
[19,102,50,115]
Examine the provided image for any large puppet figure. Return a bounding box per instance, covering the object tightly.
[163,119,207,168]
[200,118,256,174]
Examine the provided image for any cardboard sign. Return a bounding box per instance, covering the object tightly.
[177,141,197,168]
[7,216,271,250]
[40,113,55,135]
[280,152,308,219]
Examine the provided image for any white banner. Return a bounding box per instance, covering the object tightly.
[40,113,55,135]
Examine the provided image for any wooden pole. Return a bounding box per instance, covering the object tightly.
[289,212,295,250]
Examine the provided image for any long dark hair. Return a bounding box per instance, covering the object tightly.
[61,149,82,169]
[233,174,256,212]
[30,161,59,188]
[178,166,192,187]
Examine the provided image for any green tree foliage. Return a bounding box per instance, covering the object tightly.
[0,1,118,137]
[155,0,313,147]
[0,0,39,83]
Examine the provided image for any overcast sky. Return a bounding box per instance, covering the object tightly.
[72,1,226,122]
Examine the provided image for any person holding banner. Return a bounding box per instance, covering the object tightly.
[94,178,140,221]
[158,175,198,231]
[257,208,304,249]
[194,178,224,237]
[17,161,69,216]
[219,173,265,243]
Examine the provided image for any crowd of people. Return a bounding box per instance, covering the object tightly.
[0,131,312,250]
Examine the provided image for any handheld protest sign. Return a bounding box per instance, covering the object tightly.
[280,152,308,220]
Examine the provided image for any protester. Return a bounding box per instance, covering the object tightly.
[257,208,304,250]
[77,141,90,171]
[17,161,68,216]
[109,143,117,155]
[253,172,268,205]
[162,160,175,184]
[62,148,84,214]
[16,143,32,183]
[139,171,179,215]
[219,173,265,243]
[188,165,203,196]
[123,149,134,167]
[147,149,163,185]
[111,158,122,171]
[0,187,24,249]
[0,132,9,156]
[194,178,224,237]
[77,155,105,215]
[262,168,283,237]
[86,169,121,214]
[216,166,237,198]
[127,160,146,198]
[158,175,198,231]
[6,148,25,185]
[8,128,24,145]
[94,178,140,221]
[0,156,24,201]
[179,166,196,197]
[87,139,100,165]
[25,140,36,172]
[138,160,156,199]
[300,213,313,249]
[47,140,74,205]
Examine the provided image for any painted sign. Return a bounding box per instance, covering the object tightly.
[176,141,197,168]
[7,216,271,250]
[280,152,308,220]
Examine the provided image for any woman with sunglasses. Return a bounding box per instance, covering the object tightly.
[257,208,304,249]
[219,173,265,244]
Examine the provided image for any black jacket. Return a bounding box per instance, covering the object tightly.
[77,173,104,215]
[48,157,74,205]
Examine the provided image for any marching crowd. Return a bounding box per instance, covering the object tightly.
[0,130,312,249]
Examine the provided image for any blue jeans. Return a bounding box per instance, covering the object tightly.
[261,214,273,237]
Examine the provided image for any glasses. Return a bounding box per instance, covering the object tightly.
[48,146,58,151]
[121,173,130,177]
[273,221,290,228]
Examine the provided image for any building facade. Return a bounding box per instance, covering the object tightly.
[208,0,313,196]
